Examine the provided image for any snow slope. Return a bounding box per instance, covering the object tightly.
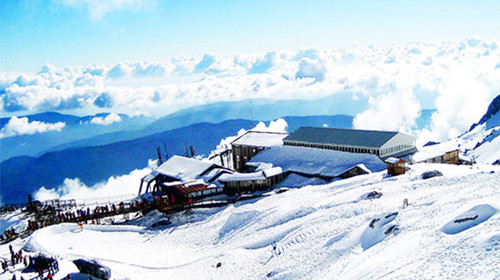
[1,163,499,280]
[415,94,500,165]
[414,121,500,165]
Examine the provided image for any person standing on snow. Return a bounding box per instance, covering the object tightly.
[37,267,43,279]
[9,244,14,257]
[271,241,278,255]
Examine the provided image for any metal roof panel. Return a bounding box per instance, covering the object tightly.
[284,127,398,148]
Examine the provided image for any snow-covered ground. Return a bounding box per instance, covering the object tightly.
[1,162,499,280]
[414,121,500,165]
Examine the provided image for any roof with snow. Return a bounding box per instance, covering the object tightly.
[284,127,399,148]
[218,171,266,182]
[274,173,329,189]
[385,157,402,164]
[154,156,218,182]
[231,131,289,147]
[218,167,283,182]
[201,168,234,182]
[412,142,460,162]
[249,146,386,178]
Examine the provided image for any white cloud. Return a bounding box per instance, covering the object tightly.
[353,91,421,134]
[34,162,154,203]
[295,58,326,82]
[0,117,65,138]
[252,118,288,133]
[90,113,122,125]
[55,0,157,21]
[1,38,500,142]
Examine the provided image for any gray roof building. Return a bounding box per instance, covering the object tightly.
[283,127,416,158]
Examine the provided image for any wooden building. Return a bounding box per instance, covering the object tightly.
[221,145,388,194]
[139,155,232,196]
[159,181,224,207]
[385,157,406,176]
[219,167,286,195]
[231,131,289,172]
[283,127,417,159]
[417,149,460,164]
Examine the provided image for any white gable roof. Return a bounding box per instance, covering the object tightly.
[231,131,288,147]
[155,155,215,181]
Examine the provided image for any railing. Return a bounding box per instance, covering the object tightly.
[189,199,230,208]
[39,193,137,209]
[73,193,137,207]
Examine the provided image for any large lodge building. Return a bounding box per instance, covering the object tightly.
[231,127,417,172]
[140,126,418,202]
[282,127,417,159]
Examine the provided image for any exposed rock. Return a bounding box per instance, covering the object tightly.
[470,94,500,131]
[73,258,111,280]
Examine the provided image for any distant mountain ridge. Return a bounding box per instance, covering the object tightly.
[0,115,355,204]
[0,112,155,160]
[470,94,500,131]
[144,93,369,135]
[1,94,436,161]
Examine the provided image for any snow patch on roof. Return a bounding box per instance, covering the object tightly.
[412,141,460,162]
[249,146,386,178]
[385,157,401,164]
[218,172,266,182]
[232,131,288,147]
[274,173,329,189]
[155,156,215,181]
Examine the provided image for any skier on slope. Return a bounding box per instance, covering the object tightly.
[271,241,278,256]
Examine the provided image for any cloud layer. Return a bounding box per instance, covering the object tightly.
[34,160,156,203]
[0,116,65,138]
[90,113,122,125]
[1,39,500,142]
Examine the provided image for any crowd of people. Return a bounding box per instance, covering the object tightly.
[1,199,155,279]
[3,244,60,280]
[24,201,139,233]
[0,228,17,242]
[0,205,20,215]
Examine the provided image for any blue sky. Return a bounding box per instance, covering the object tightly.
[1,0,499,73]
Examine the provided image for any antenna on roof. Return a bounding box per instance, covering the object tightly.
[156,147,163,165]
[190,145,196,158]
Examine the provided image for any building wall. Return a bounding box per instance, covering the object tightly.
[419,150,459,164]
[443,150,459,164]
[386,161,406,176]
[379,133,417,158]
[232,145,267,172]
[283,140,381,155]
[223,173,286,195]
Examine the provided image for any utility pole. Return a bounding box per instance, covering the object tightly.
[156,147,163,165]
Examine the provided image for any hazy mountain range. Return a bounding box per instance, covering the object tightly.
[0,94,439,204]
